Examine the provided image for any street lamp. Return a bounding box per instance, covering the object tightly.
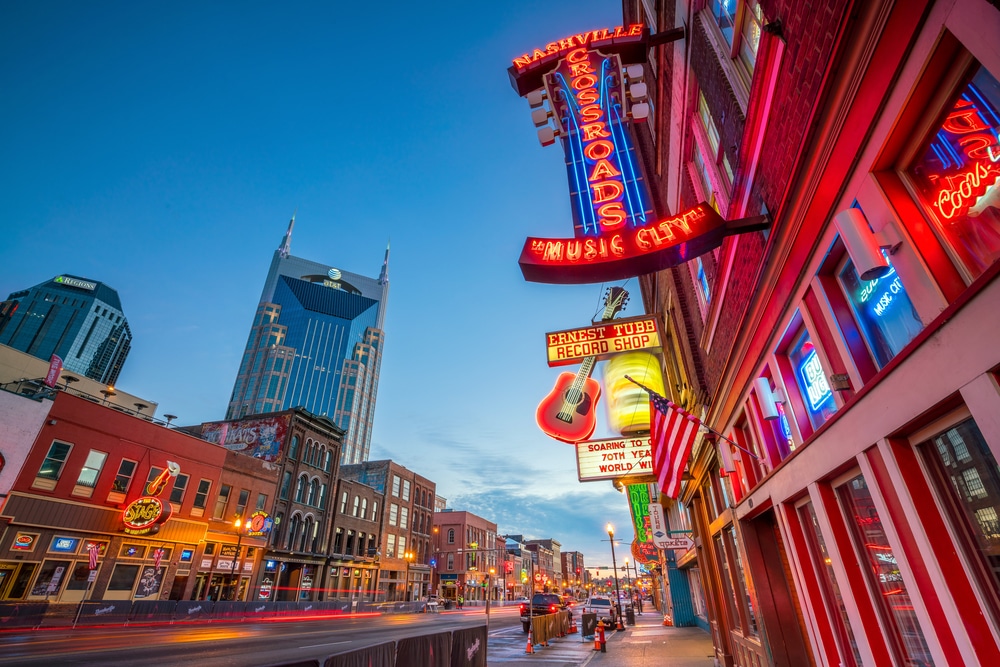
[487,567,495,624]
[606,523,625,631]
[230,516,245,601]
[100,386,116,405]
[403,551,415,601]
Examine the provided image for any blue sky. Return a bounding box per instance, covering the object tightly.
[1,1,644,571]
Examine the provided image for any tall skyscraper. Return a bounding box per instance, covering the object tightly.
[227,216,389,465]
[0,275,132,385]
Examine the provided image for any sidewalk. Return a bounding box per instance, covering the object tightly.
[580,612,716,667]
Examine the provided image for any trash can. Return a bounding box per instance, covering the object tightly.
[626,607,636,625]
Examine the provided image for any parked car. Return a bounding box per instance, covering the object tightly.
[519,593,569,632]
[580,596,617,627]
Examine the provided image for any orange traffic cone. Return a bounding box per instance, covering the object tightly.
[663,614,673,626]
[570,616,578,634]
[526,626,534,654]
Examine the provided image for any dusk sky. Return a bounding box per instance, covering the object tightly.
[1,2,645,572]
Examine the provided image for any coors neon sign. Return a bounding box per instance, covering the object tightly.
[509,25,768,284]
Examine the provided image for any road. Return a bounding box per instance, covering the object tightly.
[0,606,531,666]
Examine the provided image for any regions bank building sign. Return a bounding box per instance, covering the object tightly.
[509,24,768,284]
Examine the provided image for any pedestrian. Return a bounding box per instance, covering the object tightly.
[458,595,464,609]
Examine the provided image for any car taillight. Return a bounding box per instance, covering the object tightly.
[549,604,557,613]
[519,604,525,613]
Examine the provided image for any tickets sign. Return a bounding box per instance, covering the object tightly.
[576,436,654,482]
[545,316,660,366]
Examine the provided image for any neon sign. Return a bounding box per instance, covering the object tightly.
[798,349,832,412]
[512,25,644,71]
[545,316,660,366]
[510,28,769,284]
[122,497,171,536]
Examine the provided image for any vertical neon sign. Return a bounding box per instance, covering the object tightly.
[545,48,653,238]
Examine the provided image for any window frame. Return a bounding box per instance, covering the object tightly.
[73,449,108,495]
[34,441,73,488]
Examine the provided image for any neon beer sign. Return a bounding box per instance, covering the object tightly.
[508,27,768,284]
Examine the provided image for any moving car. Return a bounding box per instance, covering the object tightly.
[519,593,569,632]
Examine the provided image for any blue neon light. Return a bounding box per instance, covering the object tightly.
[798,349,832,412]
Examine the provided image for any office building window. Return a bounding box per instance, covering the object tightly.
[402,480,411,501]
[236,489,249,516]
[389,503,399,526]
[387,534,396,558]
[392,475,401,497]
[257,493,267,510]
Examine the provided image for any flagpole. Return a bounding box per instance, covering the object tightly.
[624,375,761,461]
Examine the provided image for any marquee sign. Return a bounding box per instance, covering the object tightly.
[576,436,653,481]
[546,315,660,366]
[509,27,768,284]
[122,462,179,536]
[123,497,171,536]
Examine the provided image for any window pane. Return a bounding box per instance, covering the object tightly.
[838,252,923,367]
[38,442,71,480]
[169,474,189,504]
[727,526,759,635]
[905,64,1000,280]
[108,564,140,591]
[923,419,1000,608]
[710,0,736,46]
[800,502,862,667]
[738,0,763,77]
[193,479,211,509]
[113,460,136,493]
[789,330,837,429]
[76,450,107,488]
[838,474,935,665]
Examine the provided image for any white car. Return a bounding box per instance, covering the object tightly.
[581,596,617,626]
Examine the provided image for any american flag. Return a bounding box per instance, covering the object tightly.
[153,548,165,570]
[649,391,702,499]
[88,543,100,570]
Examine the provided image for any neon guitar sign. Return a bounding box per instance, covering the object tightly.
[509,28,768,284]
[536,287,628,443]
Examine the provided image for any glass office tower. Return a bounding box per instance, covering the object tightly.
[226,217,389,465]
[0,275,132,385]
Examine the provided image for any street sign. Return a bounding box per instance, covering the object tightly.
[660,536,695,550]
[648,503,670,548]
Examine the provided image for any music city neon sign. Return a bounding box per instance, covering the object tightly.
[509,28,768,284]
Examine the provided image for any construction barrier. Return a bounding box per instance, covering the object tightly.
[450,626,487,667]
[528,610,571,646]
[0,603,49,630]
[325,641,396,667]
[395,630,451,667]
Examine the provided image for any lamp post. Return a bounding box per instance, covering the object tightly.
[403,551,415,601]
[230,516,245,601]
[606,523,625,630]
[100,386,116,405]
[486,567,495,625]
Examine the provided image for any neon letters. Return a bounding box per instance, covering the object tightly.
[512,25,644,70]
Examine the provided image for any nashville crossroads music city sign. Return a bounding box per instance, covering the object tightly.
[546,315,660,366]
[576,435,653,482]
[509,26,768,284]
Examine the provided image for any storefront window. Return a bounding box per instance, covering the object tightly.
[800,502,862,667]
[689,567,708,620]
[905,64,1000,280]
[713,534,741,631]
[727,526,759,635]
[839,252,924,367]
[922,418,1000,613]
[789,330,837,430]
[838,474,935,665]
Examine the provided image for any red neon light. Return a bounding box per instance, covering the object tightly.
[933,161,999,219]
[512,24,644,70]
[519,203,771,284]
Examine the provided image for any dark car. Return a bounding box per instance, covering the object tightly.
[519,593,569,632]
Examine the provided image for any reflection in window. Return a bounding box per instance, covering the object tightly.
[800,502,861,667]
[727,526,759,635]
[906,64,1000,280]
[838,252,923,367]
[923,418,1000,608]
[708,0,736,46]
[838,474,935,665]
